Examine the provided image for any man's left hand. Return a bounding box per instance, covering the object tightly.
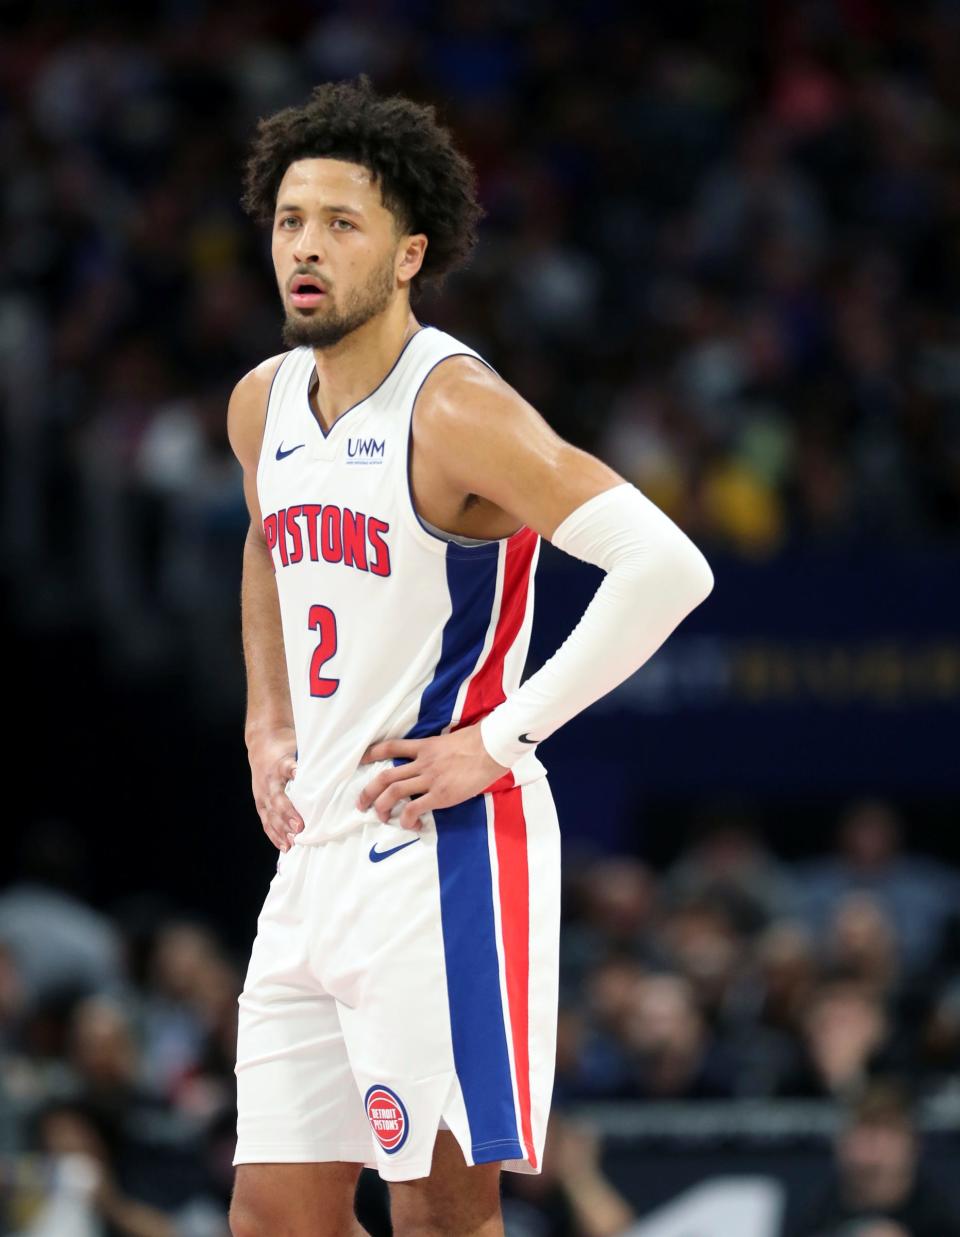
[357,724,509,830]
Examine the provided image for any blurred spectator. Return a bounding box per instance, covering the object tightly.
[824,894,900,1000]
[134,921,240,1119]
[0,941,28,1051]
[30,1094,229,1237]
[664,808,799,934]
[694,118,826,269]
[919,971,960,1079]
[554,1002,634,1105]
[746,921,819,1038]
[621,974,735,1099]
[502,1114,636,1237]
[560,858,658,994]
[0,823,125,1014]
[67,998,144,1102]
[797,800,960,975]
[775,980,904,1099]
[787,1079,960,1237]
[656,895,744,1019]
[22,991,227,1232]
[34,1097,178,1237]
[725,920,820,1096]
[583,955,647,1043]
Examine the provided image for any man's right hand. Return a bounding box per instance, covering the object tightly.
[248,727,304,851]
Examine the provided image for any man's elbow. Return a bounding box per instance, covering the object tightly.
[648,531,714,618]
[684,542,715,608]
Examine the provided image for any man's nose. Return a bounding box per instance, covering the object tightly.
[293,222,325,265]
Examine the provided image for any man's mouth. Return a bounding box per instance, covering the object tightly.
[289,274,329,308]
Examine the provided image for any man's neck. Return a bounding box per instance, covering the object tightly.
[309,302,420,433]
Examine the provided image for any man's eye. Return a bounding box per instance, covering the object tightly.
[279,217,299,229]
[332,219,355,230]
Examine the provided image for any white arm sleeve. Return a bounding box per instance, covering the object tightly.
[479,482,714,769]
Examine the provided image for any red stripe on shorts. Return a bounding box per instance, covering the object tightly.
[492,785,536,1168]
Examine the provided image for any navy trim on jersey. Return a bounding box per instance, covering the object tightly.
[258,350,294,478]
[303,325,431,440]
[405,540,499,741]
[405,352,524,548]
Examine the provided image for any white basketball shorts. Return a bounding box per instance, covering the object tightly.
[233,771,560,1182]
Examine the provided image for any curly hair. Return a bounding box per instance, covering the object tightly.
[241,76,483,290]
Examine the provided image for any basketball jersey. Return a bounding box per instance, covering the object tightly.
[256,325,547,845]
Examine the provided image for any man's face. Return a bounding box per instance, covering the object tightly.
[838,1120,916,1208]
[271,157,405,350]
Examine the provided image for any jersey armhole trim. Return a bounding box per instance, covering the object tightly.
[255,350,295,491]
[403,352,529,558]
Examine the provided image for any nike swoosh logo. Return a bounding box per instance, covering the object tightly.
[369,838,420,863]
[276,442,306,460]
[518,733,538,744]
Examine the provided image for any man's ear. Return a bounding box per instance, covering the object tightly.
[397,234,428,286]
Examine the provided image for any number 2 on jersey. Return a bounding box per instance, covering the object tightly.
[308,604,339,697]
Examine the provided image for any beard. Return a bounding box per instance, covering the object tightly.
[281,254,396,350]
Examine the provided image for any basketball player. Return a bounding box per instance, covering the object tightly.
[228,78,713,1237]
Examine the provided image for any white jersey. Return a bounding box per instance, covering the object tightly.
[256,325,547,844]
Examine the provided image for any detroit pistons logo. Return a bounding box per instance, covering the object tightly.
[364,1084,409,1154]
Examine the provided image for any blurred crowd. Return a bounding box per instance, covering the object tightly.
[556,798,960,1107]
[0,823,240,1236]
[3,798,960,1234]
[3,1,960,696]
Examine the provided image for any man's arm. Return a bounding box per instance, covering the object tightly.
[358,357,714,828]
[228,355,305,853]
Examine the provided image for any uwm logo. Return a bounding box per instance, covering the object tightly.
[347,437,385,464]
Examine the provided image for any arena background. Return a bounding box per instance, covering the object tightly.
[3,2,960,1234]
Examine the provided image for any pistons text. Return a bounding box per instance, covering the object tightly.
[263,504,391,577]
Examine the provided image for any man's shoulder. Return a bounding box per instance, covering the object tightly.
[410,338,567,505]
[233,351,291,406]
[414,349,527,441]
